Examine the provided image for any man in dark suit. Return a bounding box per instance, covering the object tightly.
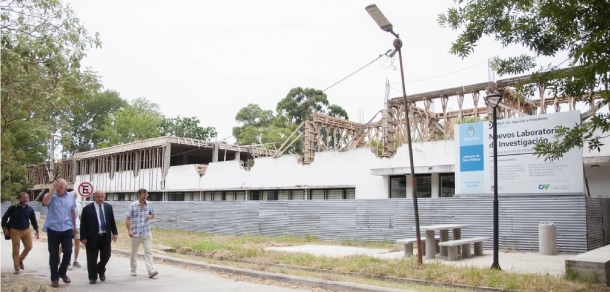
[80,190,118,284]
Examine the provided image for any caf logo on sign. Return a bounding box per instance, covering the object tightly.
[538,184,550,190]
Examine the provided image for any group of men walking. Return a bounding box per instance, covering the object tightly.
[1,177,159,288]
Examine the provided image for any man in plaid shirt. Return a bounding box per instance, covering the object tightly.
[125,188,158,278]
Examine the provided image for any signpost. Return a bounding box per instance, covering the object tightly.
[77,182,94,198]
[455,111,583,195]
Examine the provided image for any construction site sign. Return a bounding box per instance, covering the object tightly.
[455,111,583,195]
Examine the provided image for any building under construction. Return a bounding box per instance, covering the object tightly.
[25,72,609,201]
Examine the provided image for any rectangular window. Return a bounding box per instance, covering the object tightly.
[266,190,278,201]
[415,174,432,198]
[225,191,235,201]
[235,191,246,201]
[440,173,455,197]
[311,190,325,200]
[148,193,162,201]
[292,190,305,200]
[213,191,223,201]
[327,189,343,200]
[345,188,355,199]
[389,176,406,198]
[278,190,291,200]
[250,191,261,201]
[184,192,199,201]
[204,191,213,201]
[168,193,184,201]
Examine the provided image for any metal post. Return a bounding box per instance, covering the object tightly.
[49,134,55,182]
[365,4,422,264]
[395,38,422,264]
[491,106,501,270]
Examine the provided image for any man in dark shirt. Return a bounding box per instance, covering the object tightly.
[1,192,40,274]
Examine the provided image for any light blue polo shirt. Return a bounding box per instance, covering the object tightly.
[42,191,76,232]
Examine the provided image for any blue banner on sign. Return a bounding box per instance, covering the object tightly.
[460,144,484,172]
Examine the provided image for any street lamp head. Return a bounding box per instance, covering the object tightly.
[485,93,503,108]
[365,4,393,32]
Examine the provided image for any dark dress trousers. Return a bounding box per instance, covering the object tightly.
[80,202,118,281]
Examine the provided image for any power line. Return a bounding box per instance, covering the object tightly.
[323,49,392,92]
[404,60,488,84]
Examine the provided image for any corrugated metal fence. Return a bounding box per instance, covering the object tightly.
[585,197,610,250]
[4,195,609,253]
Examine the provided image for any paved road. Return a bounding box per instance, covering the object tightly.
[1,238,315,292]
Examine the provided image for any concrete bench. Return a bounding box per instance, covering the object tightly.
[566,244,610,286]
[438,237,489,261]
[396,236,439,257]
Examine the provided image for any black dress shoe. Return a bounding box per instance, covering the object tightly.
[90,279,97,284]
[51,280,59,288]
[99,273,106,281]
[59,274,71,283]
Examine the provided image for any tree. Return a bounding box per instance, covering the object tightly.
[233,89,349,154]
[159,116,217,141]
[62,90,128,155]
[327,104,349,120]
[1,0,101,201]
[232,104,291,148]
[438,0,609,161]
[1,120,49,201]
[277,87,331,124]
[235,104,274,127]
[95,97,163,147]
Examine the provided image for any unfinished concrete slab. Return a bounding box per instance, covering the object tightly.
[565,244,610,286]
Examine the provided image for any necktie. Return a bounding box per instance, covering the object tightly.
[99,204,107,232]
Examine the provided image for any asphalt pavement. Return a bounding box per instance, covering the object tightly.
[1,236,412,292]
[3,229,572,292]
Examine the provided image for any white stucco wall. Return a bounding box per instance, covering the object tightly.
[74,168,162,193]
[202,147,386,199]
[164,165,202,190]
[585,166,610,198]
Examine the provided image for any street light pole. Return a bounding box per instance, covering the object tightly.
[485,92,503,271]
[366,4,423,265]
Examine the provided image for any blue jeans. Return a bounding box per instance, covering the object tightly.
[47,228,73,281]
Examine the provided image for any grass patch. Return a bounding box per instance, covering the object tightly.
[107,222,610,292]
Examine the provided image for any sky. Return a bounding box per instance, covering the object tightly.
[64,0,567,143]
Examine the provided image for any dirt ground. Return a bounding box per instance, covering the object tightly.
[1,271,65,292]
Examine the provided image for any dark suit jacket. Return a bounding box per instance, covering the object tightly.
[80,202,118,247]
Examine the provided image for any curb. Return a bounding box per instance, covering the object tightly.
[113,248,515,292]
[113,248,410,292]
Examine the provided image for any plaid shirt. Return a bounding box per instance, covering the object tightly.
[125,200,154,237]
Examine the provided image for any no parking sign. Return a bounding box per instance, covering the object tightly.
[77,182,94,198]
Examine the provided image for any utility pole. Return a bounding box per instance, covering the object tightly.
[49,134,55,182]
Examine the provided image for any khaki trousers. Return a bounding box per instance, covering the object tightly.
[10,227,33,270]
[130,233,154,273]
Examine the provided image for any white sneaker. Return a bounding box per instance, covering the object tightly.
[148,270,158,278]
[130,271,137,276]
